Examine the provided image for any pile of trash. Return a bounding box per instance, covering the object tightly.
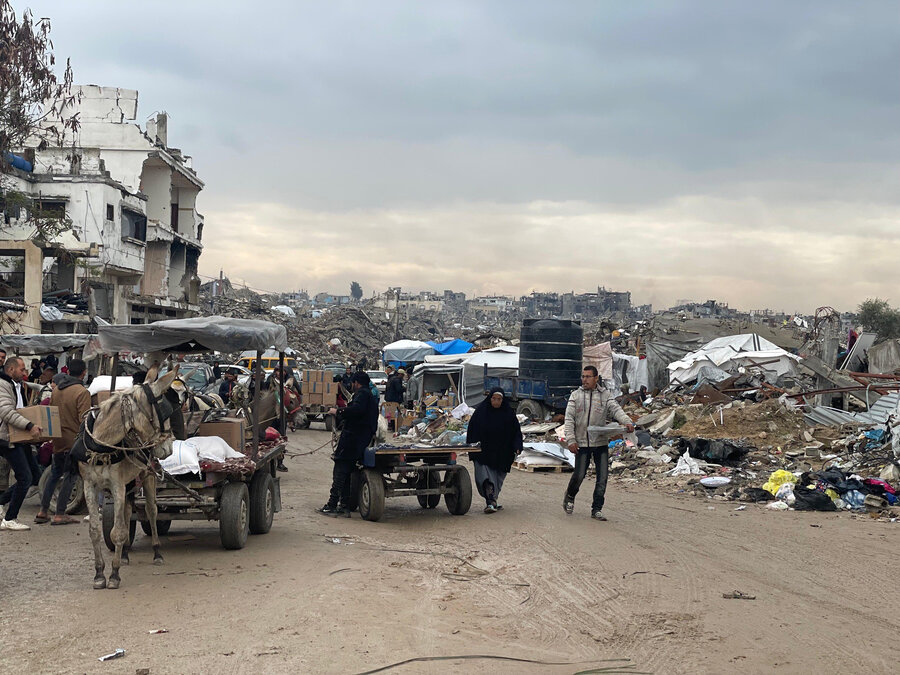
[604,393,900,520]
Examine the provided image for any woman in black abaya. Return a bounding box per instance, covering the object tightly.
[465,387,523,513]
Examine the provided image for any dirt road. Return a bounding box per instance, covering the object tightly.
[1,428,897,674]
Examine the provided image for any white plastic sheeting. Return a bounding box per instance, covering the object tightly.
[382,339,435,363]
[667,334,799,386]
[414,346,519,407]
[160,436,246,475]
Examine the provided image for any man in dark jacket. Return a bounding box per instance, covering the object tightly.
[318,371,378,517]
[35,360,90,525]
[384,366,404,404]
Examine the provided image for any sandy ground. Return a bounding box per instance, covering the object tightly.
[1,427,898,675]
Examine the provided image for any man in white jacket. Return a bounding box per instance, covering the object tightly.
[563,365,633,521]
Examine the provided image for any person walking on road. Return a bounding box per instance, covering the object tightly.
[563,365,634,521]
[34,359,90,525]
[466,387,523,513]
[318,372,379,517]
[0,356,43,531]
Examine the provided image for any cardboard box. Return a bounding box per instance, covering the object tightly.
[91,390,114,406]
[196,417,246,453]
[305,392,324,406]
[322,387,337,405]
[9,406,62,443]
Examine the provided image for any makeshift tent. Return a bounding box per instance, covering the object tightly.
[667,334,799,386]
[413,346,519,407]
[382,339,435,365]
[611,353,650,392]
[425,338,473,356]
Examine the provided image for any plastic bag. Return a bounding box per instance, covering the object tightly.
[793,486,837,511]
[668,451,703,476]
[775,483,795,505]
[762,469,798,496]
[767,501,789,510]
[843,490,865,509]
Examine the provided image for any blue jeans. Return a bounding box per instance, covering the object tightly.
[40,452,75,515]
[0,444,33,521]
[565,446,610,511]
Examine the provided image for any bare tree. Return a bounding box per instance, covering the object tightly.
[0,1,79,241]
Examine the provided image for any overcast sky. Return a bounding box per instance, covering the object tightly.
[19,0,900,312]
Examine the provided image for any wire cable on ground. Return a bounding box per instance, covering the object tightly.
[355,655,647,674]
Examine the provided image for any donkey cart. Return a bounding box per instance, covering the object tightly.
[354,445,479,522]
[92,317,290,552]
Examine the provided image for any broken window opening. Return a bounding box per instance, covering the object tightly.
[171,203,179,232]
[122,208,147,242]
[34,200,66,219]
[106,204,114,221]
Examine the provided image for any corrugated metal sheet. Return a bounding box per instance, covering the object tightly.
[803,391,900,427]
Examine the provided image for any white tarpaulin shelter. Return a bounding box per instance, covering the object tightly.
[667,334,799,386]
[583,343,614,381]
[415,346,519,406]
[383,339,435,364]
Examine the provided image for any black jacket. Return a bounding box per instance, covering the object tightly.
[384,373,404,403]
[465,391,523,473]
[335,386,379,462]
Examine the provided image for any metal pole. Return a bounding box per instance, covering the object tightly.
[109,354,119,393]
[252,349,261,457]
[279,351,286,436]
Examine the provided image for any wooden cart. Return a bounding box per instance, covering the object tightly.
[92,317,290,551]
[354,445,480,522]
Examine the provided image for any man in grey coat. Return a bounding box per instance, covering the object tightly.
[0,356,43,530]
[562,365,634,521]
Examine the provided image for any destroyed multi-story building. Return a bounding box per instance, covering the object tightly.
[522,287,633,319]
[0,85,205,332]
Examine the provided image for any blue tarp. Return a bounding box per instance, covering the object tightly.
[426,339,473,356]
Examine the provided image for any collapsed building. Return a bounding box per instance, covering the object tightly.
[0,85,205,332]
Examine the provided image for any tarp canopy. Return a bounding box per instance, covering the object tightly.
[382,339,435,364]
[425,338,473,355]
[667,333,799,386]
[0,333,94,355]
[413,346,519,407]
[94,317,288,355]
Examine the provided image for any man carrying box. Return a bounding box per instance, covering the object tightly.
[0,357,43,531]
[35,359,90,525]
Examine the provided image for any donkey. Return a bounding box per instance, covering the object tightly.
[76,368,180,590]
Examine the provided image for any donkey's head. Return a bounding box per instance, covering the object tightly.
[92,368,180,459]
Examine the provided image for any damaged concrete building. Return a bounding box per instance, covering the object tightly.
[0,85,205,332]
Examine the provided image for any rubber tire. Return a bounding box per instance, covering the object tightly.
[416,472,441,509]
[324,414,335,432]
[444,466,473,516]
[37,467,85,514]
[249,471,275,535]
[219,482,250,550]
[102,500,136,552]
[358,468,386,522]
[516,399,546,420]
[140,519,172,537]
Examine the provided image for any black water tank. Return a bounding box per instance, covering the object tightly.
[519,319,583,399]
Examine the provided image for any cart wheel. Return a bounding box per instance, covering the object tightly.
[38,468,85,514]
[444,466,473,516]
[219,482,250,550]
[358,469,385,522]
[102,500,136,552]
[249,471,275,534]
[416,471,441,509]
[140,519,172,537]
[324,414,335,432]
